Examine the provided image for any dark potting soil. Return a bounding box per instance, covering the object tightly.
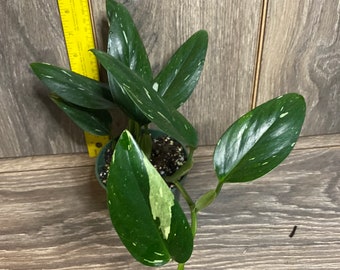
[98,135,187,187]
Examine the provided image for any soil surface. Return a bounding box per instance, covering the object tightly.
[98,135,186,187]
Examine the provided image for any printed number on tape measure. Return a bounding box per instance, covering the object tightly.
[57,0,109,157]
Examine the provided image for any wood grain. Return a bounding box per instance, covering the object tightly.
[0,134,339,269]
[0,0,261,157]
[0,0,87,158]
[91,0,262,145]
[1,0,338,160]
[257,0,340,136]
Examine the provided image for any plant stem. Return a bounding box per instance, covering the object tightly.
[215,181,224,196]
[177,263,185,270]
[174,180,196,270]
[173,179,195,210]
[173,146,197,270]
[173,179,198,237]
[187,146,195,161]
[173,147,197,270]
[191,207,198,237]
[165,158,193,183]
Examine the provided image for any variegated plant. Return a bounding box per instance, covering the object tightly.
[30,0,306,269]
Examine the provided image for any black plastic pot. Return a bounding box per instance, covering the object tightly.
[95,129,187,190]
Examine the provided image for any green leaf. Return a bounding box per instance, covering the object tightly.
[107,130,193,266]
[106,0,152,80]
[106,0,152,124]
[50,94,112,136]
[195,190,217,212]
[154,30,208,108]
[92,49,198,148]
[30,63,114,109]
[146,153,174,240]
[214,93,306,183]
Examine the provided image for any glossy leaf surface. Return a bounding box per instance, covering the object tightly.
[50,95,112,136]
[30,63,114,109]
[154,30,208,108]
[107,130,193,266]
[214,93,306,183]
[106,0,152,80]
[92,49,198,148]
[106,0,152,124]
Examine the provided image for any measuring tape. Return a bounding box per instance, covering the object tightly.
[57,0,109,157]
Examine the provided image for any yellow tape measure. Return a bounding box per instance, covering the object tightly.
[57,0,109,157]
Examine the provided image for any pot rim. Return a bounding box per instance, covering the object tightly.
[95,129,188,190]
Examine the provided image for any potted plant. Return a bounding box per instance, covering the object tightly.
[30,0,306,269]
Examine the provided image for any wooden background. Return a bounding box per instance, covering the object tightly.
[1,0,338,158]
[1,0,340,269]
[1,135,339,269]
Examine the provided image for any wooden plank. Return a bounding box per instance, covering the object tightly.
[192,133,340,158]
[0,134,339,269]
[0,0,87,158]
[294,133,340,149]
[1,132,336,176]
[257,0,340,136]
[0,153,93,174]
[189,146,340,269]
[0,133,338,174]
[0,0,262,157]
[90,0,262,145]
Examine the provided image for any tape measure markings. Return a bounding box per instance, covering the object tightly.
[57,0,109,157]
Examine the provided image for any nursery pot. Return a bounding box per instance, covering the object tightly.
[95,129,188,190]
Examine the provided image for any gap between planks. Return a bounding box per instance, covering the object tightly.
[251,0,269,109]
